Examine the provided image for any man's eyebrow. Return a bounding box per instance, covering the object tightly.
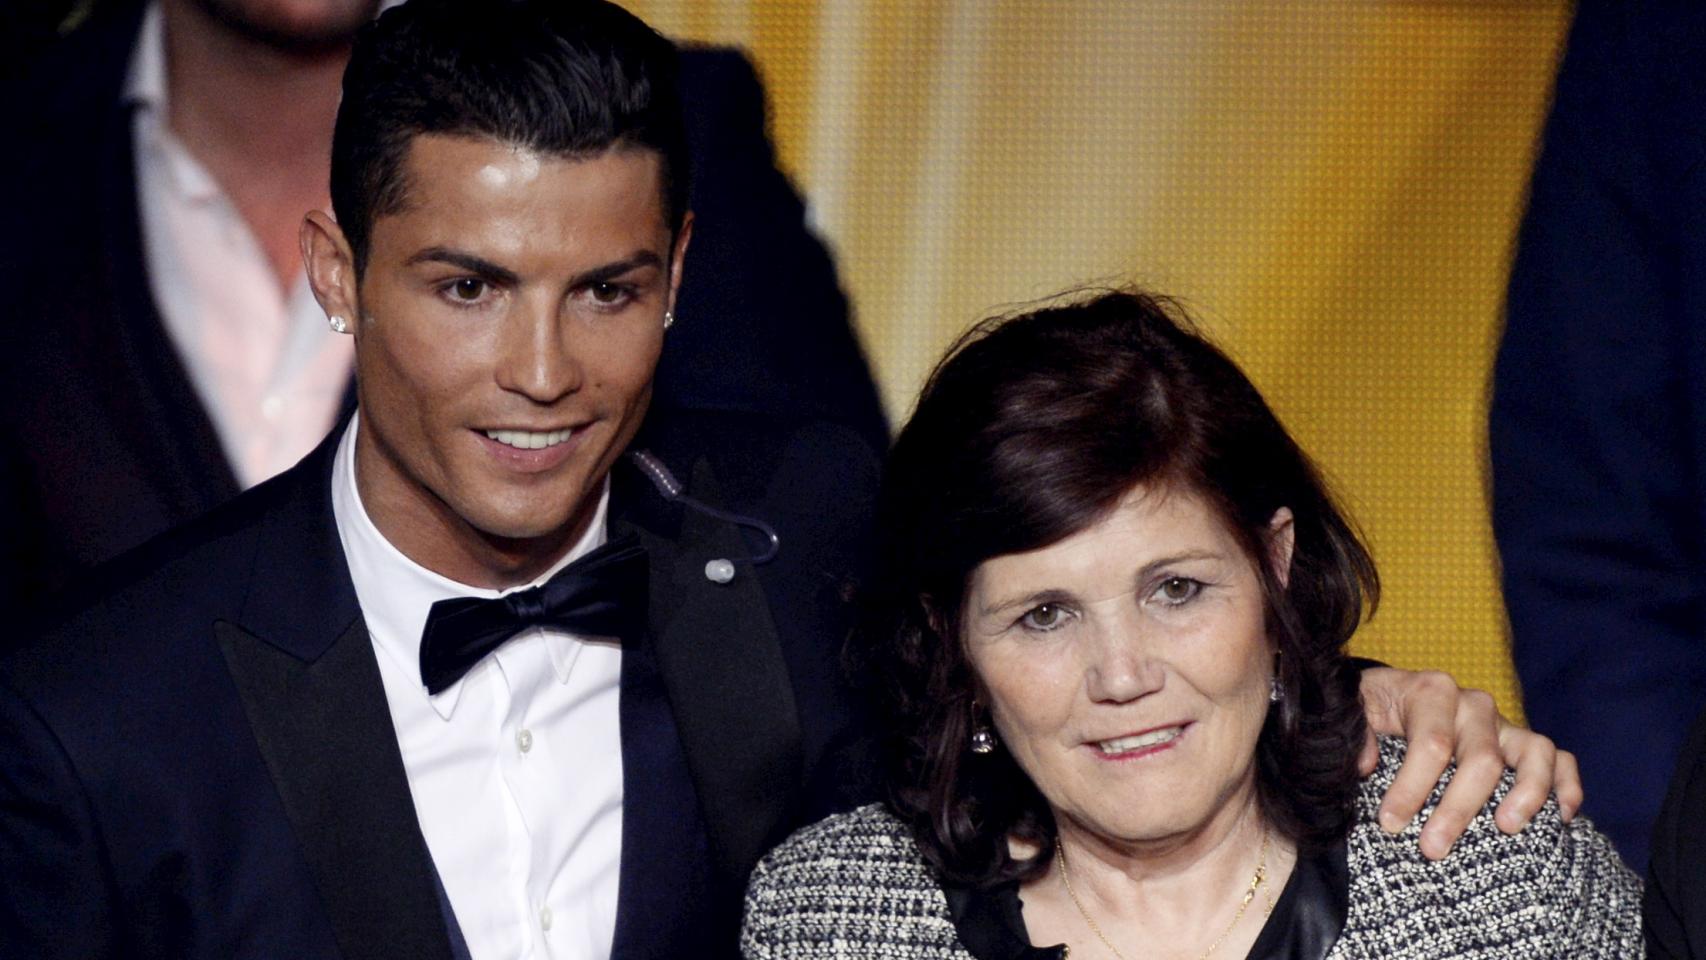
[402,248,665,291]
[568,251,665,289]
[404,247,520,287]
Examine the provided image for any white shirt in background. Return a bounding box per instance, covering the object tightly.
[127,1,353,488]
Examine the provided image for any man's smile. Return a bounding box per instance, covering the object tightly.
[482,428,576,449]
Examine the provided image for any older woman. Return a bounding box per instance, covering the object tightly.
[743,290,1641,958]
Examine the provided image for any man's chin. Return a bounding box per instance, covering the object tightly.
[194,0,378,55]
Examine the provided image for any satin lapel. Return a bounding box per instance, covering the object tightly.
[214,441,454,960]
[613,457,804,885]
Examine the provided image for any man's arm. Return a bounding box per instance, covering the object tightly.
[0,676,120,956]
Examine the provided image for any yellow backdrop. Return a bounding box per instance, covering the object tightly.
[628,0,1573,718]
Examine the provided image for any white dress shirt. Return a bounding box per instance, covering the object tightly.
[331,416,624,960]
[128,2,353,488]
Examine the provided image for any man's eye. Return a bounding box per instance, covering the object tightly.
[1155,577,1203,605]
[589,282,632,306]
[447,278,487,302]
[1019,603,1071,632]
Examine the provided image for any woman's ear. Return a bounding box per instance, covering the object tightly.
[1266,507,1296,588]
[920,595,949,641]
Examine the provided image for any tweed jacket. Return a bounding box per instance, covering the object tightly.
[742,738,1643,959]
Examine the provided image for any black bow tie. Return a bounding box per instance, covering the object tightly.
[418,534,649,695]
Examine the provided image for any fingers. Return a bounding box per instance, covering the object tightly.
[1555,750,1582,821]
[1369,676,1494,861]
[1357,666,1410,737]
[1377,727,1451,837]
[1420,689,1503,859]
[1368,670,1457,832]
[1360,667,1564,859]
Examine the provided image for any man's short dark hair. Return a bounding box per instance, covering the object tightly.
[330,0,690,274]
[859,288,1375,887]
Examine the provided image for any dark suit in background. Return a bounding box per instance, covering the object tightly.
[0,408,878,958]
[1649,704,1706,958]
[0,2,887,631]
[1490,0,1706,869]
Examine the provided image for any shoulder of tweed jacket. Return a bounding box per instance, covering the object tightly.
[740,737,1645,960]
[1330,737,1644,959]
[741,801,969,960]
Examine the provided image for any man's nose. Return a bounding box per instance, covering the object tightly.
[495,296,584,403]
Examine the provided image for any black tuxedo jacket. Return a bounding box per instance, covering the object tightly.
[0,2,888,631]
[0,408,879,958]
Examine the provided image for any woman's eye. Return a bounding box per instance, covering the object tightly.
[1155,577,1203,605]
[1019,603,1071,632]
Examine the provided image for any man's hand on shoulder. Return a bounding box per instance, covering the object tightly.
[1358,666,1582,861]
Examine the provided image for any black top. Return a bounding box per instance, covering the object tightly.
[944,842,1349,960]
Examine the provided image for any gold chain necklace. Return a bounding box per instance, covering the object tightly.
[1054,831,1275,960]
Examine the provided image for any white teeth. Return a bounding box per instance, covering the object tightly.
[485,428,574,450]
[1097,727,1183,754]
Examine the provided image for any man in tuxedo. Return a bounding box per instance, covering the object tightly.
[0,3,877,956]
[0,1,1589,956]
[0,0,887,632]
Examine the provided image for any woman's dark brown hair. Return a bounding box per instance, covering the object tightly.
[859,289,1375,887]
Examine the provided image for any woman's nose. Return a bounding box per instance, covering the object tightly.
[1084,624,1163,703]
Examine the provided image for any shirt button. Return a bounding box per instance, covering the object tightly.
[516,728,533,754]
[539,906,553,932]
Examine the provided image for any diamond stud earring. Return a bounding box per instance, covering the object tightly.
[328,315,349,334]
[663,310,675,330]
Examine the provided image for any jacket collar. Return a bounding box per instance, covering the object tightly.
[609,450,805,886]
[216,422,454,960]
[942,840,1347,960]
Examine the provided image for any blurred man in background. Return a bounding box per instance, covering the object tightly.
[1492,0,1706,871]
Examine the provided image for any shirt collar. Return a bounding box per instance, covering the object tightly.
[125,1,223,203]
[330,413,610,719]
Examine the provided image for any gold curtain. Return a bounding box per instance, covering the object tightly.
[629,0,1573,718]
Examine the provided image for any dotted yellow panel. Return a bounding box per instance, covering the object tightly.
[630,0,1573,721]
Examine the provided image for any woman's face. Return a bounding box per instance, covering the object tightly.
[961,485,1291,848]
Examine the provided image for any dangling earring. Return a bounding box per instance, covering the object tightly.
[328,315,349,334]
[1269,676,1282,703]
[663,310,675,330]
[970,701,997,754]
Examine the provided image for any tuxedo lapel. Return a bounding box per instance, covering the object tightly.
[611,456,805,886]
[214,443,454,960]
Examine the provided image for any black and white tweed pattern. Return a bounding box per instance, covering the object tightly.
[741,738,1644,959]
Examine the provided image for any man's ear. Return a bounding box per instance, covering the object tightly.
[301,210,361,334]
[666,211,694,314]
[1266,507,1296,588]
